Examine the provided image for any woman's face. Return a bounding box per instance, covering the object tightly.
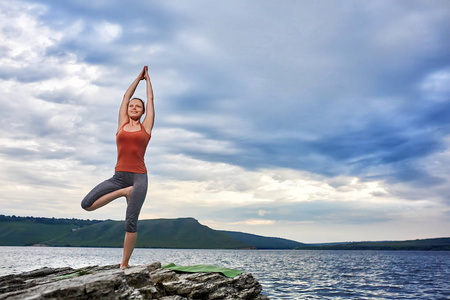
[128,99,144,120]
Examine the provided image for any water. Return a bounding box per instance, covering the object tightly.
[1,247,449,299]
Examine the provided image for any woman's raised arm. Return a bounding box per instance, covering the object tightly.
[118,67,146,131]
[142,66,155,135]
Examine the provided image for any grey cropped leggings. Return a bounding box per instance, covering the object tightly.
[81,172,148,233]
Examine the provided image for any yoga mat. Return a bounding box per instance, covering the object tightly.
[162,263,244,278]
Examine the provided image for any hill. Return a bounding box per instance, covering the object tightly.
[296,237,450,251]
[47,218,251,249]
[0,215,301,249]
[2,215,448,250]
[220,230,306,249]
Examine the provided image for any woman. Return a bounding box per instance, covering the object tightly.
[81,66,154,268]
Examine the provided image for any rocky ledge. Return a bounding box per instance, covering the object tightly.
[0,262,269,299]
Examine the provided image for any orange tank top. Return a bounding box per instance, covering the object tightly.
[115,123,151,174]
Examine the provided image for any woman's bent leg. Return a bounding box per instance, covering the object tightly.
[85,187,132,211]
[81,173,132,211]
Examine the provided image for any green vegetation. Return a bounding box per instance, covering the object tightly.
[0,215,253,249]
[135,218,250,249]
[46,218,251,249]
[45,220,126,247]
[0,215,101,246]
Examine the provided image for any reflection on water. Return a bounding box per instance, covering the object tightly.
[1,247,449,299]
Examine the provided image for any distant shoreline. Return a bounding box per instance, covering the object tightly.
[295,237,450,251]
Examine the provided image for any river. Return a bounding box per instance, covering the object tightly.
[1,247,449,299]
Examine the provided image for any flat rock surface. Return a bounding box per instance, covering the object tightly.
[0,262,269,299]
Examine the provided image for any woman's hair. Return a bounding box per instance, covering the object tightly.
[129,97,145,114]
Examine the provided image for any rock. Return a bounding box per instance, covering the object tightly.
[0,263,269,299]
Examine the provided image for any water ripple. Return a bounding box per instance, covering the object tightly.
[0,247,449,299]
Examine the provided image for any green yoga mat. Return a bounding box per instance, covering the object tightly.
[162,263,244,278]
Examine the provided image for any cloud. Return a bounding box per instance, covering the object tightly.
[420,68,450,102]
[1,0,450,242]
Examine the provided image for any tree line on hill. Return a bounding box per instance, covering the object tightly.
[0,215,101,227]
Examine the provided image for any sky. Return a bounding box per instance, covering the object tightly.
[1,0,450,243]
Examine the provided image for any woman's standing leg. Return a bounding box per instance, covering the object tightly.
[120,173,148,268]
[121,232,138,268]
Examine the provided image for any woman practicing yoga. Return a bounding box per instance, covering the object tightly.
[81,66,154,268]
